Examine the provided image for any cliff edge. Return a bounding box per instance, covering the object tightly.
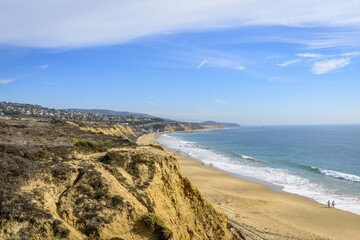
[0,117,241,239]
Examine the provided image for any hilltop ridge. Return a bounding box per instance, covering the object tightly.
[69,108,159,119]
[202,121,240,127]
[0,102,223,135]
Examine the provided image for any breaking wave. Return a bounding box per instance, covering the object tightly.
[157,133,360,215]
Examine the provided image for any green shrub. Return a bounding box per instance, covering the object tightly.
[83,217,102,236]
[149,144,164,151]
[126,153,150,177]
[72,139,105,153]
[142,213,173,240]
[95,187,109,200]
[52,219,70,238]
[98,151,126,167]
[51,163,71,182]
[76,184,93,197]
[37,137,49,145]
[110,195,123,208]
[131,154,148,164]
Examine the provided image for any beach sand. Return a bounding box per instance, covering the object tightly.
[138,133,360,240]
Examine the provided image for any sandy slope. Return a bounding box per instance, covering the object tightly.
[138,133,360,240]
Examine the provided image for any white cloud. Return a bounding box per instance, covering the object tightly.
[1,1,360,48]
[209,57,245,70]
[311,58,350,75]
[40,64,48,69]
[296,53,323,58]
[341,51,360,57]
[277,59,301,67]
[197,56,244,71]
[0,79,14,84]
[197,59,207,70]
[293,51,360,74]
[272,31,360,49]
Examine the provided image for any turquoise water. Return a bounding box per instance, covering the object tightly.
[157,125,360,215]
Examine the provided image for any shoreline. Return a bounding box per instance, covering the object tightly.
[157,131,359,213]
[138,132,360,240]
[159,132,286,193]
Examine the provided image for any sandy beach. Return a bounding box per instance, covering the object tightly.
[138,133,360,240]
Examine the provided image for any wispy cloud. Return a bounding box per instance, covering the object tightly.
[197,56,244,71]
[40,64,48,69]
[272,30,360,50]
[0,79,14,84]
[1,1,360,48]
[282,51,360,74]
[277,59,301,67]
[311,58,350,75]
[296,53,323,58]
[209,57,245,70]
[197,59,207,70]
[341,51,360,57]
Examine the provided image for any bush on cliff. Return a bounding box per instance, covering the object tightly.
[149,144,164,151]
[71,139,106,153]
[142,213,173,240]
[98,151,127,167]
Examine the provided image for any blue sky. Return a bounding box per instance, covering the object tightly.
[1,1,360,125]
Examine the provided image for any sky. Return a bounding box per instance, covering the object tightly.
[1,0,360,125]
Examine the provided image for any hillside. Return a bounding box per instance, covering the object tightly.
[0,102,161,124]
[202,121,240,128]
[69,108,158,119]
[0,102,224,136]
[0,117,241,239]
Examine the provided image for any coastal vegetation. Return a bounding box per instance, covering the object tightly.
[98,151,127,166]
[149,144,165,151]
[71,138,107,153]
[142,213,173,240]
[0,116,237,239]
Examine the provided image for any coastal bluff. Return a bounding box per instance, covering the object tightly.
[0,117,240,239]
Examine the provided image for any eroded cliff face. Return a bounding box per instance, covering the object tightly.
[79,123,137,140]
[162,123,221,133]
[0,118,238,240]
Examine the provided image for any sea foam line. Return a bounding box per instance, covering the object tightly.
[297,164,360,183]
[318,168,360,183]
[157,134,360,215]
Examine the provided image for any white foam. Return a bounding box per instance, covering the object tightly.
[158,134,360,215]
[320,169,360,183]
[241,154,257,161]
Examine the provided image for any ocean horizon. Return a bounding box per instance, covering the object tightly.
[158,125,360,215]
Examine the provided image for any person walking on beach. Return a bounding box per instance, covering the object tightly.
[332,200,336,208]
[327,200,331,208]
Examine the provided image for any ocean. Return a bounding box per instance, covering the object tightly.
[157,125,360,215]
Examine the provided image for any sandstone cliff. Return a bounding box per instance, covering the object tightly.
[79,123,137,140]
[138,122,222,135]
[162,123,221,133]
[0,118,240,239]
